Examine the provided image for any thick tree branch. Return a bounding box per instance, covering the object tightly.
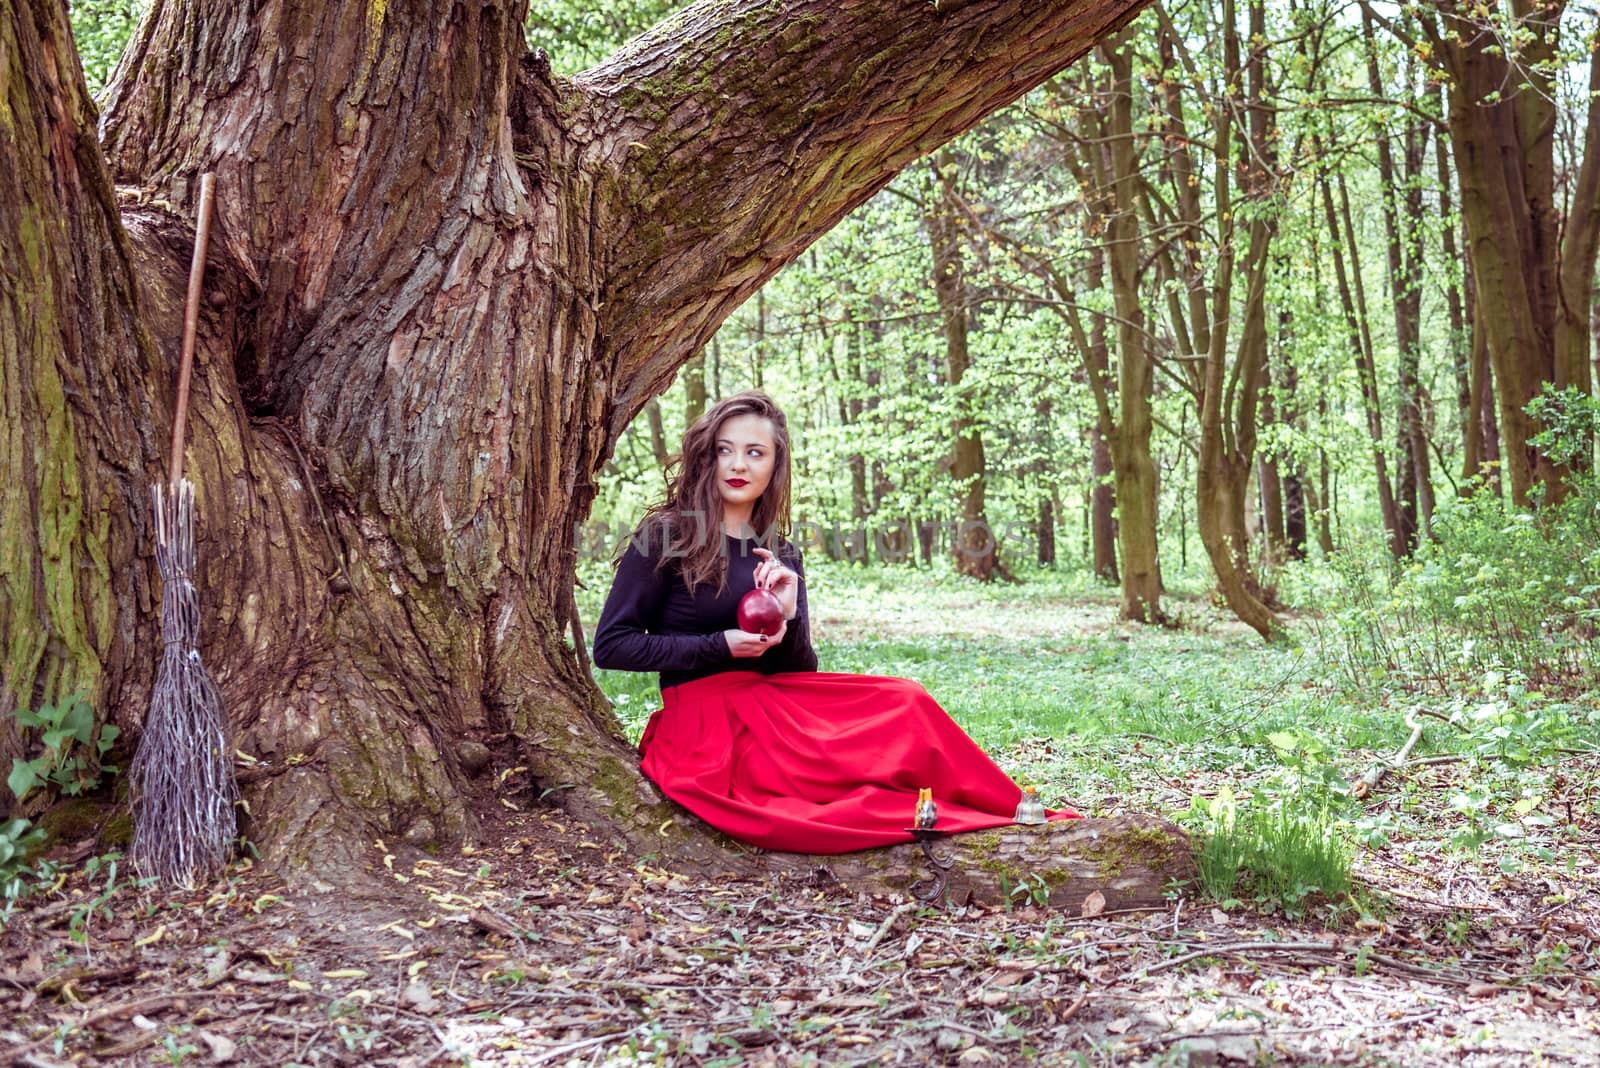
[580,0,1151,419]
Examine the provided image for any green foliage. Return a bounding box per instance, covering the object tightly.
[67,0,145,96]
[1185,787,1353,921]
[0,818,50,902]
[524,0,680,72]
[1526,384,1600,468]
[1304,477,1600,692]
[7,695,120,804]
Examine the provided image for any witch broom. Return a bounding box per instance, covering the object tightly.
[131,173,238,888]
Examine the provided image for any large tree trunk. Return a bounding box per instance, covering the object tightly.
[5,0,1150,867]
[1423,5,1600,504]
[1,0,164,797]
[758,814,1194,911]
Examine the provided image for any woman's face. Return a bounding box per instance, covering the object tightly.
[714,413,778,515]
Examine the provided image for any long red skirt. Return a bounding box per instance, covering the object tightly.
[638,670,1078,854]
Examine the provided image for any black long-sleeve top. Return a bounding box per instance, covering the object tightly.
[591,531,818,689]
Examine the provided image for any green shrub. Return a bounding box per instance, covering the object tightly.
[1302,475,1600,694]
[0,818,49,901]
[7,695,120,805]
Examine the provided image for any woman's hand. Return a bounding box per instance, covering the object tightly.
[723,619,788,657]
[751,547,800,620]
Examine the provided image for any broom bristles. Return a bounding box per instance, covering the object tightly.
[132,479,237,889]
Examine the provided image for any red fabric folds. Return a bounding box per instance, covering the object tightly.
[639,670,1078,854]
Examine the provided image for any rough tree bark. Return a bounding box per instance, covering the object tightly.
[1,0,165,793]
[4,0,1152,874]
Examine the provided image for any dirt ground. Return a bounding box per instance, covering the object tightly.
[4,782,1598,1068]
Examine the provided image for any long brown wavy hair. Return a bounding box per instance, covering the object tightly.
[631,390,793,593]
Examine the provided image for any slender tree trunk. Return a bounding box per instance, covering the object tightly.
[683,349,708,425]
[1190,0,1282,638]
[1031,395,1058,568]
[1318,166,1403,556]
[1433,80,1477,487]
[972,63,1160,615]
[1257,367,1286,564]
[1096,36,1161,617]
[1282,470,1307,559]
[1474,282,1504,493]
[1399,123,1435,536]
[1038,494,1057,566]
[927,152,995,581]
[1461,261,1485,487]
[1090,422,1119,582]
[1556,27,1600,475]
[1080,253,1124,590]
[845,322,871,523]
[1366,18,1433,543]
[1315,408,1335,556]
[645,401,670,466]
[1278,347,1307,560]
[5,0,1150,861]
[1463,254,1504,493]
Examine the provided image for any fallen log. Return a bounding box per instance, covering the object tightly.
[752,814,1195,912]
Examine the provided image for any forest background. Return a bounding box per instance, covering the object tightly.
[2,0,1598,1063]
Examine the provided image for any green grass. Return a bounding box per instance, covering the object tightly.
[576,555,1600,915]
[576,559,1412,799]
[1190,788,1355,919]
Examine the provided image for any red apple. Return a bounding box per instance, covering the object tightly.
[737,588,785,637]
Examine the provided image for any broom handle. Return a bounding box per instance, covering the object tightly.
[168,173,218,486]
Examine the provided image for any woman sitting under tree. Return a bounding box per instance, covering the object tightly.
[593,391,1074,852]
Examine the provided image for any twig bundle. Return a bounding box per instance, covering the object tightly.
[132,478,237,886]
[130,172,236,888]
